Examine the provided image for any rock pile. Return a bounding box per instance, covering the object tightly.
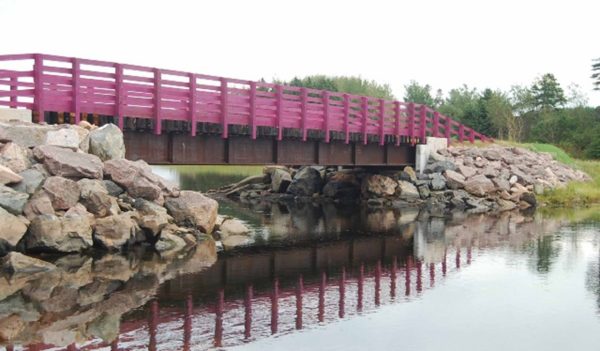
[218,144,589,214]
[0,120,220,256]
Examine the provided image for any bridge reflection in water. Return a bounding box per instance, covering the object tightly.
[3,208,565,351]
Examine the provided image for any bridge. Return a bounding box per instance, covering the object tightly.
[0,53,491,166]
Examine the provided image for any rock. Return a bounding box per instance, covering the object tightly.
[103,180,124,196]
[155,231,187,253]
[271,168,292,193]
[0,185,29,215]
[65,203,95,223]
[43,176,80,210]
[45,128,81,149]
[464,175,496,197]
[509,175,518,185]
[425,160,456,174]
[322,172,360,200]
[0,142,31,173]
[0,314,25,341]
[23,190,55,220]
[444,170,465,189]
[134,198,171,236]
[430,173,446,191]
[457,165,477,178]
[361,174,397,197]
[11,168,45,194]
[93,212,140,250]
[0,164,22,185]
[0,121,56,148]
[103,159,162,200]
[78,178,119,217]
[222,235,253,250]
[1,252,56,274]
[0,207,28,252]
[165,191,218,233]
[397,180,420,200]
[220,218,250,238]
[403,166,417,181]
[87,312,120,343]
[34,145,103,179]
[88,124,126,161]
[417,184,431,199]
[520,192,537,207]
[492,177,511,192]
[287,167,323,196]
[24,214,93,253]
[483,148,502,161]
[497,198,517,211]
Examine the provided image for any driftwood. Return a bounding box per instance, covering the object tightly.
[210,174,266,195]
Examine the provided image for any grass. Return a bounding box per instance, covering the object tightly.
[455,139,600,207]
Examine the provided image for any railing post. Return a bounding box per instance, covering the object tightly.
[407,102,415,141]
[220,78,228,138]
[116,64,124,130]
[419,105,427,142]
[378,99,385,145]
[271,278,279,334]
[276,84,283,141]
[188,73,198,136]
[249,81,257,139]
[459,124,465,143]
[339,267,346,318]
[33,54,44,123]
[394,101,401,146]
[469,128,475,143]
[361,96,368,144]
[295,274,303,330]
[71,58,80,123]
[433,111,440,137]
[445,116,452,141]
[9,77,17,108]
[153,68,162,135]
[301,87,308,141]
[244,284,253,340]
[323,91,330,143]
[343,94,350,144]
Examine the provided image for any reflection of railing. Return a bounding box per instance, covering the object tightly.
[0,54,491,144]
[22,247,472,351]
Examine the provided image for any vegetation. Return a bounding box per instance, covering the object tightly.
[274,75,395,100]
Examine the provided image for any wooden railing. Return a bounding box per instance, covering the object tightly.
[0,53,492,144]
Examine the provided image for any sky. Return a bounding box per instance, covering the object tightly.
[1,0,598,106]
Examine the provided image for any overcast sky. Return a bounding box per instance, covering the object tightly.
[1,0,598,105]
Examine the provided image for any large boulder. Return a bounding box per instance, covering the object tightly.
[219,218,250,238]
[444,170,466,190]
[88,124,125,161]
[457,164,477,178]
[0,184,29,215]
[103,159,165,200]
[1,252,56,274]
[271,168,292,193]
[43,176,80,210]
[397,180,420,200]
[0,207,28,253]
[165,191,218,233]
[24,214,93,253]
[155,231,187,254]
[0,142,31,173]
[0,121,56,148]
[93,212,140,250]
[361,174,397,197]
[33,145,103,179]
[45,128,81,149]
[425,160,456,174]
[287,167,323,196]
[78,178,119,217]
[464,174,496,197]
[430,173,446,191]
[0,164,22,185]
[322,172,360,200]
[11,168,45,194]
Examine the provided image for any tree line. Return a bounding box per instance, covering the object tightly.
[275,60,600,159]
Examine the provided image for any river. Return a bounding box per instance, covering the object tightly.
[2,166,600,351]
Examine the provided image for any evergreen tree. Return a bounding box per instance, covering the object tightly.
[530,73,567,110]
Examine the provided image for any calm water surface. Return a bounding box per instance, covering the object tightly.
[2,166,600,351]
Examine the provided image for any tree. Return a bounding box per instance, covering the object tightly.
[403,81,435,106]
[592,58,600,91]
[279,75,395,100]
[566,83,589,108]
[483,90,516,140]
[530,73,566,110]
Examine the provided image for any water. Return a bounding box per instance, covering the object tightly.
[2,167,600,350]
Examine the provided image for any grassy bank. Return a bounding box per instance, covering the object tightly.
[467,140,600,207]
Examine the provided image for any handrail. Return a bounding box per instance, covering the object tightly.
[0,53,493,144]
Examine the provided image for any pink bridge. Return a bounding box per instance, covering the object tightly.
[0,54,491,166]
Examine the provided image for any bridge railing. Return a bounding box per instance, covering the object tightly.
[0,53,492,144]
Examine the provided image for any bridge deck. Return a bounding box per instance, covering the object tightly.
[0,53,491,166]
